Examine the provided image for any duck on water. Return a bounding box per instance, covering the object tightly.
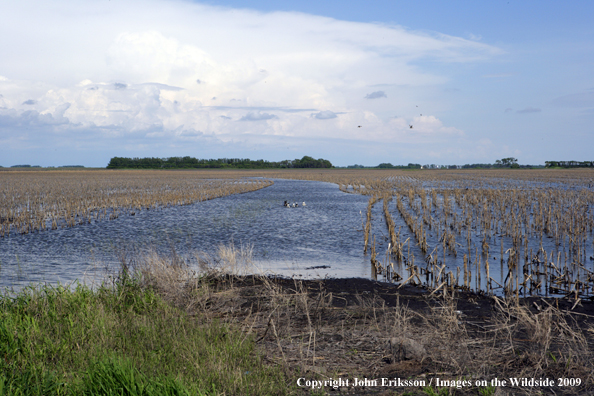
[283,201,305,208]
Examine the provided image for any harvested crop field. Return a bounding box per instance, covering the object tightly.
[0,169,272,236]
[141,252,594,395]
[3,167,594,394]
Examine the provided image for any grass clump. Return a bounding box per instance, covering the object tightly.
[0,267,288,395]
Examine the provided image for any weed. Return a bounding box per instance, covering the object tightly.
[478,385,496,396]
[422,386,449,396]
[0,257,289,395]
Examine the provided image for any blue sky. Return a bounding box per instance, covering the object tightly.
[1,0,593,167]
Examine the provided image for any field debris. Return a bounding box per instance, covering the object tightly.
[136,245,594,395]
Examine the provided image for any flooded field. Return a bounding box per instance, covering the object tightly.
[2,168,594,299]
[0,174,370,291]
[351,170,594,299]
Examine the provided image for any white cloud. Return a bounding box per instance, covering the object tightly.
[0,0,503,164]
[239,111,278,121]
[312,110,338,120]
[384,115,463,141]
[364,91,387,99]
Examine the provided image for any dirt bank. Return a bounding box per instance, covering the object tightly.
[151,273,594,395]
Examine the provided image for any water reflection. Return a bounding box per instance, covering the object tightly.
[0,179,371,291]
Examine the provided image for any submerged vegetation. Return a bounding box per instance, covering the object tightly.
[3,167,594,297]
[3,245,592,394]
[247,168,594,299]
[0,170,273,237]
[2,167,594,394]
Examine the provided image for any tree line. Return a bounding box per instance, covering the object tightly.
[347,158,527,169]
[106,156,333,169]
[545,161,594,168]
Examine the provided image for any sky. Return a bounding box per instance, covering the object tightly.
[1,0,593,167]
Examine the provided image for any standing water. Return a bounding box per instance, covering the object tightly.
[0,179,372,291]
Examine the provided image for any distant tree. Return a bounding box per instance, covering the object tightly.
[293,156,333,168]
[545,160,594,168]
[494,158,519,168]
[378,163,394,168]
[462,163,492,169]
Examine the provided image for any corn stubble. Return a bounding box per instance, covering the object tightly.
[140,246,594,392]
[4,167,594,298]
[0,169,273,237]
[4,167,594,391]
[259,168,594,299]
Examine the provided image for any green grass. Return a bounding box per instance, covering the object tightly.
[0,270,289,395]
[422,387,449,396]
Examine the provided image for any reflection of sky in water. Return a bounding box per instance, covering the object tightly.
[378,178,594,297]
[2,177,591,297]
[0,179,371,292]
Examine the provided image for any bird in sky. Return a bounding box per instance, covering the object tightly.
[409,125,413,129]
[358,125,362,128]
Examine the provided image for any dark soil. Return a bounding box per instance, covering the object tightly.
[187,275,594,395]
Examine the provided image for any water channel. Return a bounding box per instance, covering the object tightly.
[2,178,592,298]
[0,179,371,292]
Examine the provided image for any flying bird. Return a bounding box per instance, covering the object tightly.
[358,125,362,128]
[409,125,413,129]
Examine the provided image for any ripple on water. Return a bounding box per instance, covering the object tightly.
[0,179,371,291]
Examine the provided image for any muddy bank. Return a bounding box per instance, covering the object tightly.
[160,274,594,395]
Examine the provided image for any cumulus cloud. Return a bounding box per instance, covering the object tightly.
[139,82,183,91]
[240,111,277,121]
[312,110,337,119]
[400,115,463,137]
[0,0,502,164]
[0,106,70,128]
[365,91,387,99]
[517,107,541,114]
